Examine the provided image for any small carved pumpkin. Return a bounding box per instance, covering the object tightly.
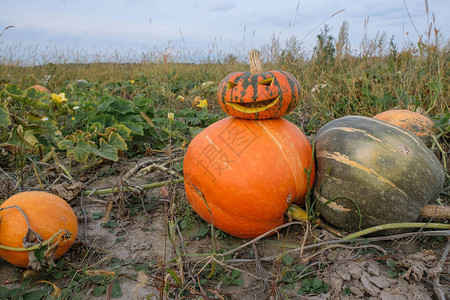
[217,51,300,119]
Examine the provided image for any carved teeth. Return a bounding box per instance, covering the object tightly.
[226,96,279,113]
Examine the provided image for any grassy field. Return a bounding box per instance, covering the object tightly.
[0,22,449,299]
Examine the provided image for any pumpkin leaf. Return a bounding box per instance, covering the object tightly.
[0,105,11,128]
[112,123,132,140]
[95,138,119,161]
[108,132,128,151]
[5,84,24,96]
[71,140,97,162]
[282,254,295,266]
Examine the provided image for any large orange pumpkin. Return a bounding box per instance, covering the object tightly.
[0,191,78,268]
[183,117,314,238]
[373,109,436,144]
[217,50,300,119]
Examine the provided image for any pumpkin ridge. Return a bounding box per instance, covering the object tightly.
[279,71,300,112]
[318,126,405,154]
[258,121,306,195]
[319,127,382,143]
[316,150,409,197]
[187,180,288,224]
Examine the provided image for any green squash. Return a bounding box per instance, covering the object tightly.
[314,115,445,232]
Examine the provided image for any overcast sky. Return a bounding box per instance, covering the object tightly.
[0,0,448,63]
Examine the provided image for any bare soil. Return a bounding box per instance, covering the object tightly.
[0,156,449,299]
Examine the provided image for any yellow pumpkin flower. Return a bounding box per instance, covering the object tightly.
[196,99,208,108]
[51,93,68,103]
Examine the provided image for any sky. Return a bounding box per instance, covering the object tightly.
[0,0,448,64]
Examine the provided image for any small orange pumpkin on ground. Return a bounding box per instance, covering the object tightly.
[0,191,78,268]
[183,117,314,238]
[31,85,50,93]
[217,50,300,119]
[373,109,436,144]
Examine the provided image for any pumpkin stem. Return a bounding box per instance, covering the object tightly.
[249,50,264,74]
[343,222,450,240]
[0,229,70,252]
[0,205,31,228]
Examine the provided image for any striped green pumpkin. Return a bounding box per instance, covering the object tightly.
[314,115,445,232]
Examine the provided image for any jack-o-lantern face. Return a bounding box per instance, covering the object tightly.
[217,70,300,119]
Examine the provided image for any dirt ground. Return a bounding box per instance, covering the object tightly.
[0,156,449,299]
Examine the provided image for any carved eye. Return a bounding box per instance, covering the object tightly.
[227,81,238,89]
[258,77,274,86]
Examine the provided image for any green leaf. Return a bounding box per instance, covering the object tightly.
[94,285,105,296]
[293,263,307,272]
[95,138,119,161]
[301,278,312,288]
[108,132,128,151]
[231,269,241,279]
[282,254,294,266]
[88,122,104,134]
[233,278,245,286]
[97,95,116,112]
[26,88,48,100]
[23,129,39,147]
[312,277,324,290]
[5,84,24,96]
[112,123,132,140]
[6,127,34,150]
[72,140,97,162]
[434,114,449,128]
[282,283,295,290]
[110,281,122,298]
[173,162,183,172]
[297,289,307,296]
[121,121,144,135]
[386,259,397,269]
[196,110,209,120]
[342,285,352,295]
[0,286,9,299]
[318,283,329,293]
[58,139,74,150]
[52,271,65,280]
[196,225,210,237]
[172,120,188,130]
[7,288,24,298]
[21,288,49,300]
[0,106,11,128]
[109,98,133,114]
[386,270,398,278]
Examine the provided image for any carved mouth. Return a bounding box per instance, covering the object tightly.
[226,96,279,113]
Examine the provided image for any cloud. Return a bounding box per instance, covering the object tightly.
[207,0,235,12]
[0,0,447,63]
